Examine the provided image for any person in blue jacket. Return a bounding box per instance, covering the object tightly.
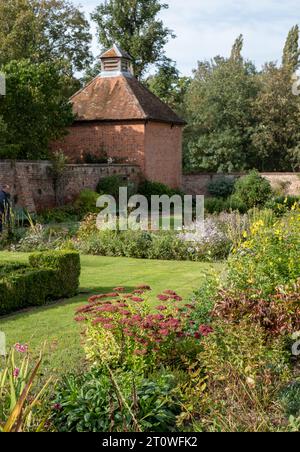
[0,184,11,233]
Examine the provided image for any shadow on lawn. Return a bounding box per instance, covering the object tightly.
[0,286,137,321]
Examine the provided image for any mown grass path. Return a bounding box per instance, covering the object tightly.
[0,252,222,374]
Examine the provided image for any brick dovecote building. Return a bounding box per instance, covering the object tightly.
[52,45,186,188]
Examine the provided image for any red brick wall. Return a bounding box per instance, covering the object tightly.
[0,161,141,212]
[52,121,184,189]
[144,122,183,189]
[52,122,146,169]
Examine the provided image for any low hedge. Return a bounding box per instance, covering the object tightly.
[0,262,29,277]
[0,250,81,315]
[29,250,81,298]
[0,268,57,315]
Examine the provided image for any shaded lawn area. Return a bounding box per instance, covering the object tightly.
[0,252,223,375]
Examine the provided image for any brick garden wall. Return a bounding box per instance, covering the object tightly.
[2,160,298,213]
[182,173,300,196]
[0,160,141,212]
[51,122,146,168]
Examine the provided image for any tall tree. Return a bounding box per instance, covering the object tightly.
[91,0,175,78]
[145,58,190,113]
[230,34,243,63]
[0,60,74,159]
[184,37,259,172]
[251,64,300,171]
[282,25,300,72]
[0,0,92,75]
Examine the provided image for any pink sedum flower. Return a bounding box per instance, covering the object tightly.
[159,329,170,337]
[157,294,169,302]
[199,325,214,337]
[131,297,144,303]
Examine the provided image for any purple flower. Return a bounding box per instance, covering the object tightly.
[13,368,20,378]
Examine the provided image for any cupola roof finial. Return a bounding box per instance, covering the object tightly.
[100,44,133,77]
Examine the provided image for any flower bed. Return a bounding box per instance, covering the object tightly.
[74,213,250,262]
[49,209,300,432]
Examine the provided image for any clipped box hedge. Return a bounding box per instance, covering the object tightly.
[29,250,81,298]
[0,250,81,316]
[0,262,29,278]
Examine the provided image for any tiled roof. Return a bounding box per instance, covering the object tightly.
[70,75,186,125]
[100,44,132,60]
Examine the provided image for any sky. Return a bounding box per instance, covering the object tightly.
[80,0,300,75]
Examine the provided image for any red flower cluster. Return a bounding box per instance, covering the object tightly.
[198,325,214,337]
[75,285,200,360]
[157,291,183,302]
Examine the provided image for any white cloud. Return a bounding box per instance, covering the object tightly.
[78,0,300,75]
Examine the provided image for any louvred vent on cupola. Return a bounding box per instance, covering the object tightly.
[100,44,133,76]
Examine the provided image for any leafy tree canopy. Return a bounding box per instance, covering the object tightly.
[145,58,191,114]
[184,26,300,173]
[184,36,259,172]
[282,25,300,72]
[0,0,92,75]
[0,59,74,159]
[91,0,175,79]
[252,64,300,171]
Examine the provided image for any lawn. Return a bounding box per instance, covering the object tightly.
[0,252,223,375]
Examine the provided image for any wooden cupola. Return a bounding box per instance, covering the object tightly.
[100,44,134,77]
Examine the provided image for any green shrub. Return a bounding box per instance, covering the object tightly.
[148,232,190,261]
[83,152,108,164]
[207,177,235,199]
[121,230,153,259]
[37,205,79,224]
[281,382,300,418]
[73,189,100,218]
[233,171,273,210]
[29,250,81,298]
[265,196,300,216]
[52,368,179,433]
[204,197,226,214]
[76,225,230,262]
[224,194,248,213]
[0,144,22,159]
[97,175,137,199]
[189,274,220,326]
[205,196,247,214]
[138,180,183,201]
